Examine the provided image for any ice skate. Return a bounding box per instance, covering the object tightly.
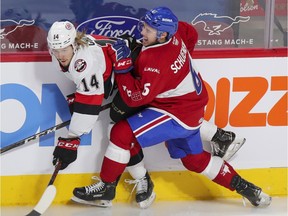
[125,172,156,209]
[211,128,246,161]
[231,175,272,207]
[71,176,116,207]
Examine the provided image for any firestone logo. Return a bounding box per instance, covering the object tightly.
[76,16,141,39]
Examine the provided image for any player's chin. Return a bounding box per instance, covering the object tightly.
[142,39,149,47]
[59,60,69,67]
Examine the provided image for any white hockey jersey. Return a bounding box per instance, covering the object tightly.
[51,34,115,137]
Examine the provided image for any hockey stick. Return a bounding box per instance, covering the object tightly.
[0,121,70,154]
[25,161,62,216]
[1,102,112,154]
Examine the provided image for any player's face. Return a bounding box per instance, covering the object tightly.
[140,22,158,47]
[51,45,74,67]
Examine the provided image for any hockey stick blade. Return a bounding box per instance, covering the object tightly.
[1,102,111,154]
[25,185,56,216]
[25,161,62,216]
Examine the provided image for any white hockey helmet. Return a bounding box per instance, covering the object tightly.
[47,21,76,49]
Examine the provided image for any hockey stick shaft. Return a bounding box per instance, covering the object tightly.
[26,161,62,216]
[48,160,62,186]
[1,102,111,154]
[0,121,70,154]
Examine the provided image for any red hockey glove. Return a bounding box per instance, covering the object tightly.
[52,137,80,170]
[112,39,133,74]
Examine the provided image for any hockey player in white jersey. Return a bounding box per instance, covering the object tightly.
[47,21,155,208]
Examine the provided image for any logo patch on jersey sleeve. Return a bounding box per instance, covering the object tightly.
[131,91,142,101]
[74,59,87,72]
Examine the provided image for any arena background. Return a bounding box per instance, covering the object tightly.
[1,0,287,205]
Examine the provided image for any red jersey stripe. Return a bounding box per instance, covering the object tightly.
[75,92,104,105]
[134,114,171,137]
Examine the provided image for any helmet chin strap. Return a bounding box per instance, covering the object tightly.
[72,42,77,53]
[156,31,169,43]
[156,31,165,39]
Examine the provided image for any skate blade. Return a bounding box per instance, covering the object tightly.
[223,138,246,161]
[138,192,156,209]
[71,196,112,207]
[242,192,272,208]
[257,192,272,207]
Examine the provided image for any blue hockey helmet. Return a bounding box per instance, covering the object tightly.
[139,6,178,39]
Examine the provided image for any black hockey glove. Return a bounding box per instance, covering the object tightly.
[110,91,144,122]
[66,93,75,115]
[52,137,80,170]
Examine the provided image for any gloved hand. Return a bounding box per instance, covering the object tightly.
[119,34,138,51]
[119,34,142,64]
[52,137,80,170]
[112,39,133,74]
[66,93,75,115]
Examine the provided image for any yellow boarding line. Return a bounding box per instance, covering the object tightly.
[1,167,287,206]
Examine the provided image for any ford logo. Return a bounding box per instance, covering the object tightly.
[76,16,142,39]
